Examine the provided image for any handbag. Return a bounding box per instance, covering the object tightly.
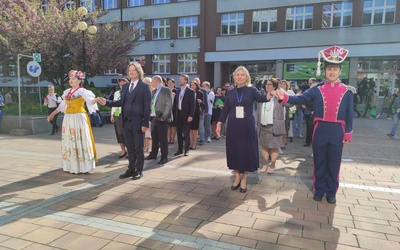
[273,119,286,136]
[370,107,376,117]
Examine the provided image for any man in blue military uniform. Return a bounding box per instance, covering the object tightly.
[274,45,354,204]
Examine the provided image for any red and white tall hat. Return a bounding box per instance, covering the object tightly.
[316,45,349,76]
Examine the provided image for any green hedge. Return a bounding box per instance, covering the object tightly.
[1,103,46,115]
[1,101,110,116]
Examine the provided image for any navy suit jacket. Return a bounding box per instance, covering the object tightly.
[175,86,195,120]
[106,80,151,129]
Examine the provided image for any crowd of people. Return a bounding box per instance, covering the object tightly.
[44,45,400,204]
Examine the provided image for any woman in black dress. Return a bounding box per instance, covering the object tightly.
[216,66,272,193]
[189,80,204,150]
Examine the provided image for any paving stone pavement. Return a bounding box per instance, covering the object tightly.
[0,117,399,250]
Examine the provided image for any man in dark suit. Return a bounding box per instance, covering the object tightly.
[98,62,151,180]
[174,74,195,156]
[145,75,173,164]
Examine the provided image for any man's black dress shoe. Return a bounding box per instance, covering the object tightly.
[326,197,336,204]
[132,171,143,180]
[119,171,134,179]
[184,151,189,156]
[158,158,168,164]
[174,151,183,156]
[303,143,310,147]
[145,155,156,160]
[313,196,323,202]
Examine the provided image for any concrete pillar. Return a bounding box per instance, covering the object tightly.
[276,60,283,79]
[349,57,358,87]
[214,62,221,87]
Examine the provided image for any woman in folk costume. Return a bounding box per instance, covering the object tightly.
[47,70,99,174]
[274,45,354,204]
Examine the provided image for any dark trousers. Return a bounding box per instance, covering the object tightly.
[363,104,371,117]
[312,121,343,198]
[354,104,361,117]
[48,107,59,133]
[176,110,191,152]
[123,119,145,173]
[150,118,169,160]
[304,114,314,145]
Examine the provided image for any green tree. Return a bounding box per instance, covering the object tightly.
[0,0,142,90]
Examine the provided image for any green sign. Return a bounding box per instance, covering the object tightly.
[283,61,349,80]
[33,53,41,63]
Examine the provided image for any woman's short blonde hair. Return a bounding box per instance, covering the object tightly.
[233,66,251,87]
[143,77,152,84]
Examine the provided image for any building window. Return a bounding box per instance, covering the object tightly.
[178,16,198,38]
[128,56,146,64]
[9,65,16,77]
[221,12,244,35]
[153,19,170,40]
[130,21,145,40]
[178,54,197,73]
[128,0,144,7]
[152,0,170,4]
[81,0,95,12]
[363,0,395,25]
[252,9,277,33]
[153,55,170,74]
[286,5,313,30]
[322,2,353,28]
[103,0,117,9]
[61,1,75,10]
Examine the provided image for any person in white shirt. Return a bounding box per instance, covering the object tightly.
[202,81,214,142]
[44,85,62,135]
[110,78,129,158]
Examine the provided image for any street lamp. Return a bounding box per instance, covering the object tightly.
[73,6,97,77]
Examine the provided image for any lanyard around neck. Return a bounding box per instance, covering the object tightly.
[235,87,244,106]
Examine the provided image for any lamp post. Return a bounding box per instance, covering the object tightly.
[74,6,97,77]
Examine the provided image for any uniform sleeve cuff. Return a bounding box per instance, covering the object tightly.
[279,93,289,104]
[344,132,352,142]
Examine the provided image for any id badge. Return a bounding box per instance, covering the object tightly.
[236,106,244,118]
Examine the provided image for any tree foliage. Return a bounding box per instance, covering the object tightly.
[0,0,141,90]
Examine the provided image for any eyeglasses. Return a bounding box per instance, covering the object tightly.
[266,83,273,86]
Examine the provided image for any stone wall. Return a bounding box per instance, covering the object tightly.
[0,115,63,135]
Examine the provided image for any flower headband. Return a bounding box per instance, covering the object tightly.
[68,70,85,80]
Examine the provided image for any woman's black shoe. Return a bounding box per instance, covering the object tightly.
[119,152,127,158]
[239,187,247,193]
[231,181,240,190]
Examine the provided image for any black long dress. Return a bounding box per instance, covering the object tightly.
[190,90,203,130]
[218,86,268,173]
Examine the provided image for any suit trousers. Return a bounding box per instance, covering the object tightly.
[123,119,145,173]
[48,107,59,133]
[312,121,344,198]
[176,110,191,152]
[150,118,169,159]
[304,114,314,144]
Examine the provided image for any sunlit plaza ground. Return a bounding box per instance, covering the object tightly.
[0,116,399,250]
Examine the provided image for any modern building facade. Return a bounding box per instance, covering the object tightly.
[1,0,400,97]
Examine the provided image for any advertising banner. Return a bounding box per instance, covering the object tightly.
[283,61,349,80]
